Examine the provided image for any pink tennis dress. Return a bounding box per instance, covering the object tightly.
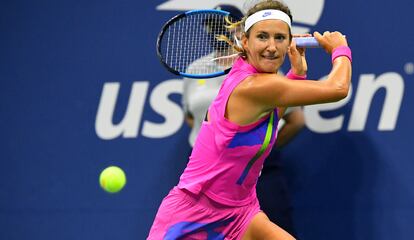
[147,57,279,240]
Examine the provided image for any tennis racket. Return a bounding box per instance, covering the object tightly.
[156,9,323,79]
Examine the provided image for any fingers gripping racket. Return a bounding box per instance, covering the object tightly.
[156,9,322,79]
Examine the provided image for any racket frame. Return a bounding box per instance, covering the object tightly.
[156,9,233,79]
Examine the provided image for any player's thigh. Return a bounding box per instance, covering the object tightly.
[241,212,295,240]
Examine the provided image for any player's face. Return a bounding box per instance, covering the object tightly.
[242,19,290,73]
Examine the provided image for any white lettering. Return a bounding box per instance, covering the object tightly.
[304,72,405,133]
[95,72,405,139]
[142,79,184,138]
[95,82,149,140]
[348,73,404,131]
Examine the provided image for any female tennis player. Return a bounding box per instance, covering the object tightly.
[148,0,352,239]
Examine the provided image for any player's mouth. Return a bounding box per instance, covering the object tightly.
[262,55,278,60]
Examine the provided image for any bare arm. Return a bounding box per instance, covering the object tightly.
[236,31,351,111]
[276,108,305,148]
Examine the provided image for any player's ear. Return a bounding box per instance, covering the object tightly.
[242,34,248,51]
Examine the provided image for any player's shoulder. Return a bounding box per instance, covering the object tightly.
[233,73,284,97]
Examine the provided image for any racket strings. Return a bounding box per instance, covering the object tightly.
[161,13,238,76]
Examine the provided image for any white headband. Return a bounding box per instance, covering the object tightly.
[244,9,291,32]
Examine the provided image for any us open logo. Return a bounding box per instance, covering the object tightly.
[156,0,325,33]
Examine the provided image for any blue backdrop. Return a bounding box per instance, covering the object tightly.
[1,0,413,239]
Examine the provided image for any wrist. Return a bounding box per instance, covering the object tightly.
[331,46,352,63]
[286,69,307,80]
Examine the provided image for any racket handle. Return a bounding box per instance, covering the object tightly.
[294,36,347,48]
[294,37,320,48]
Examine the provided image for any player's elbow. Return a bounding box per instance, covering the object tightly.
[337,82,350,99]
[331,81,350,101]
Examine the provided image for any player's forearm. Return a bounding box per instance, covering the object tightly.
[276,110,305,148]
[276,123,303,148]
[325,57,352,100]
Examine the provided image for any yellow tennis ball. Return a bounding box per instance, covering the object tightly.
[99,166,126,193]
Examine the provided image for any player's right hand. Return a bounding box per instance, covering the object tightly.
[314,31,348,54]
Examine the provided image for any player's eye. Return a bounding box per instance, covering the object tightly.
[256,33,268,40]
[275,34,286,42]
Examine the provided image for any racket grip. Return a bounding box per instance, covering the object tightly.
[294,37,321,48]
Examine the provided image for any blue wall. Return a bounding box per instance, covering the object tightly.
[1,0,413,239]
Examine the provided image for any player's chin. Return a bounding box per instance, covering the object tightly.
[259,61,280,73]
